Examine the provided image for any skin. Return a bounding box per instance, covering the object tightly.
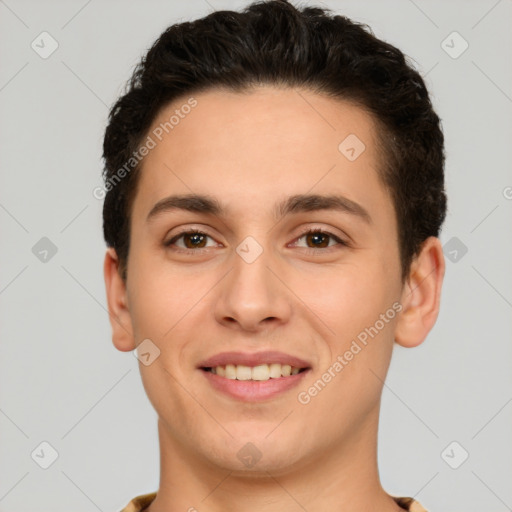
[104,86,445,512]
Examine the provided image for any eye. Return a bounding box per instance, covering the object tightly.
[292,228,348,251]
[165,229,219,250]
[164,227,348,254]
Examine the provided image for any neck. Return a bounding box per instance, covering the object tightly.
[146,405,403,512]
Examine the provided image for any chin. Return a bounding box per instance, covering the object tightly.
[201,433,306,475]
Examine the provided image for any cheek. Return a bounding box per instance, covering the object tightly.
[127,252,222,366]
[298,262,396,333]
[292,268,398,425]
[292,259,400,389]
[128,277,204,340]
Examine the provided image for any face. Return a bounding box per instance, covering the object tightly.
[112,86,411,473]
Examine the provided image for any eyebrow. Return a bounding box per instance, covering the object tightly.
[146,193,372,224]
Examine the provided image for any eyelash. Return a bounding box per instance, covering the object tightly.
[164,227,349,255]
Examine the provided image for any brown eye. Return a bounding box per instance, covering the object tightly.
[165,230,217,250]
[182,232,207,248]
[294,229,346,250]
[305,232,330,248]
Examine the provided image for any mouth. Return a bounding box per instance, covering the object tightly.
[200,363,309,381]
[199,363,311,402]
[197,351,312,402]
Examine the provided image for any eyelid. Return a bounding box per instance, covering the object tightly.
[164,224,350,254]
[164,227,221,249]
[289,227,349,250]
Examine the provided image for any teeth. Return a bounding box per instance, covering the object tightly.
[225,364,237,380]
[269,363,282,378]
[207,363,305,381]
[236,365,252,381]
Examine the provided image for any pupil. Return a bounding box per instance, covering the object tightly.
[308,233,328,248]
[186,233,205,248]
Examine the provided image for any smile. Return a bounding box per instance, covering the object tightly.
[200,365,311,402]
[202,363,307,381]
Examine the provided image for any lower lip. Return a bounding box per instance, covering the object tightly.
[200,368,311,402]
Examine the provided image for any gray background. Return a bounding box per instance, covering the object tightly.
[0,0,511,511]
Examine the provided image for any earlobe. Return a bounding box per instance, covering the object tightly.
[103,248,135,352]
[394,237,445,348]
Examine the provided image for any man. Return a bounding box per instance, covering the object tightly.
[102,1,446,510]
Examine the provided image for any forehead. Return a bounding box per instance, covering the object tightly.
[149,86,379,164]
[132,86,391,223]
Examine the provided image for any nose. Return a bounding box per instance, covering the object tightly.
[213,245,292,333]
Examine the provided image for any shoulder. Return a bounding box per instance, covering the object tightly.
[392,496,429,512]
[119,492,427,512]
[118,492,157,512]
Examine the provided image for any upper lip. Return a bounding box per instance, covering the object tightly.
[198,351,312,369]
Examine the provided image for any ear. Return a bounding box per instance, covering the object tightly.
[394,236,445,348]
[103,247,135,352]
